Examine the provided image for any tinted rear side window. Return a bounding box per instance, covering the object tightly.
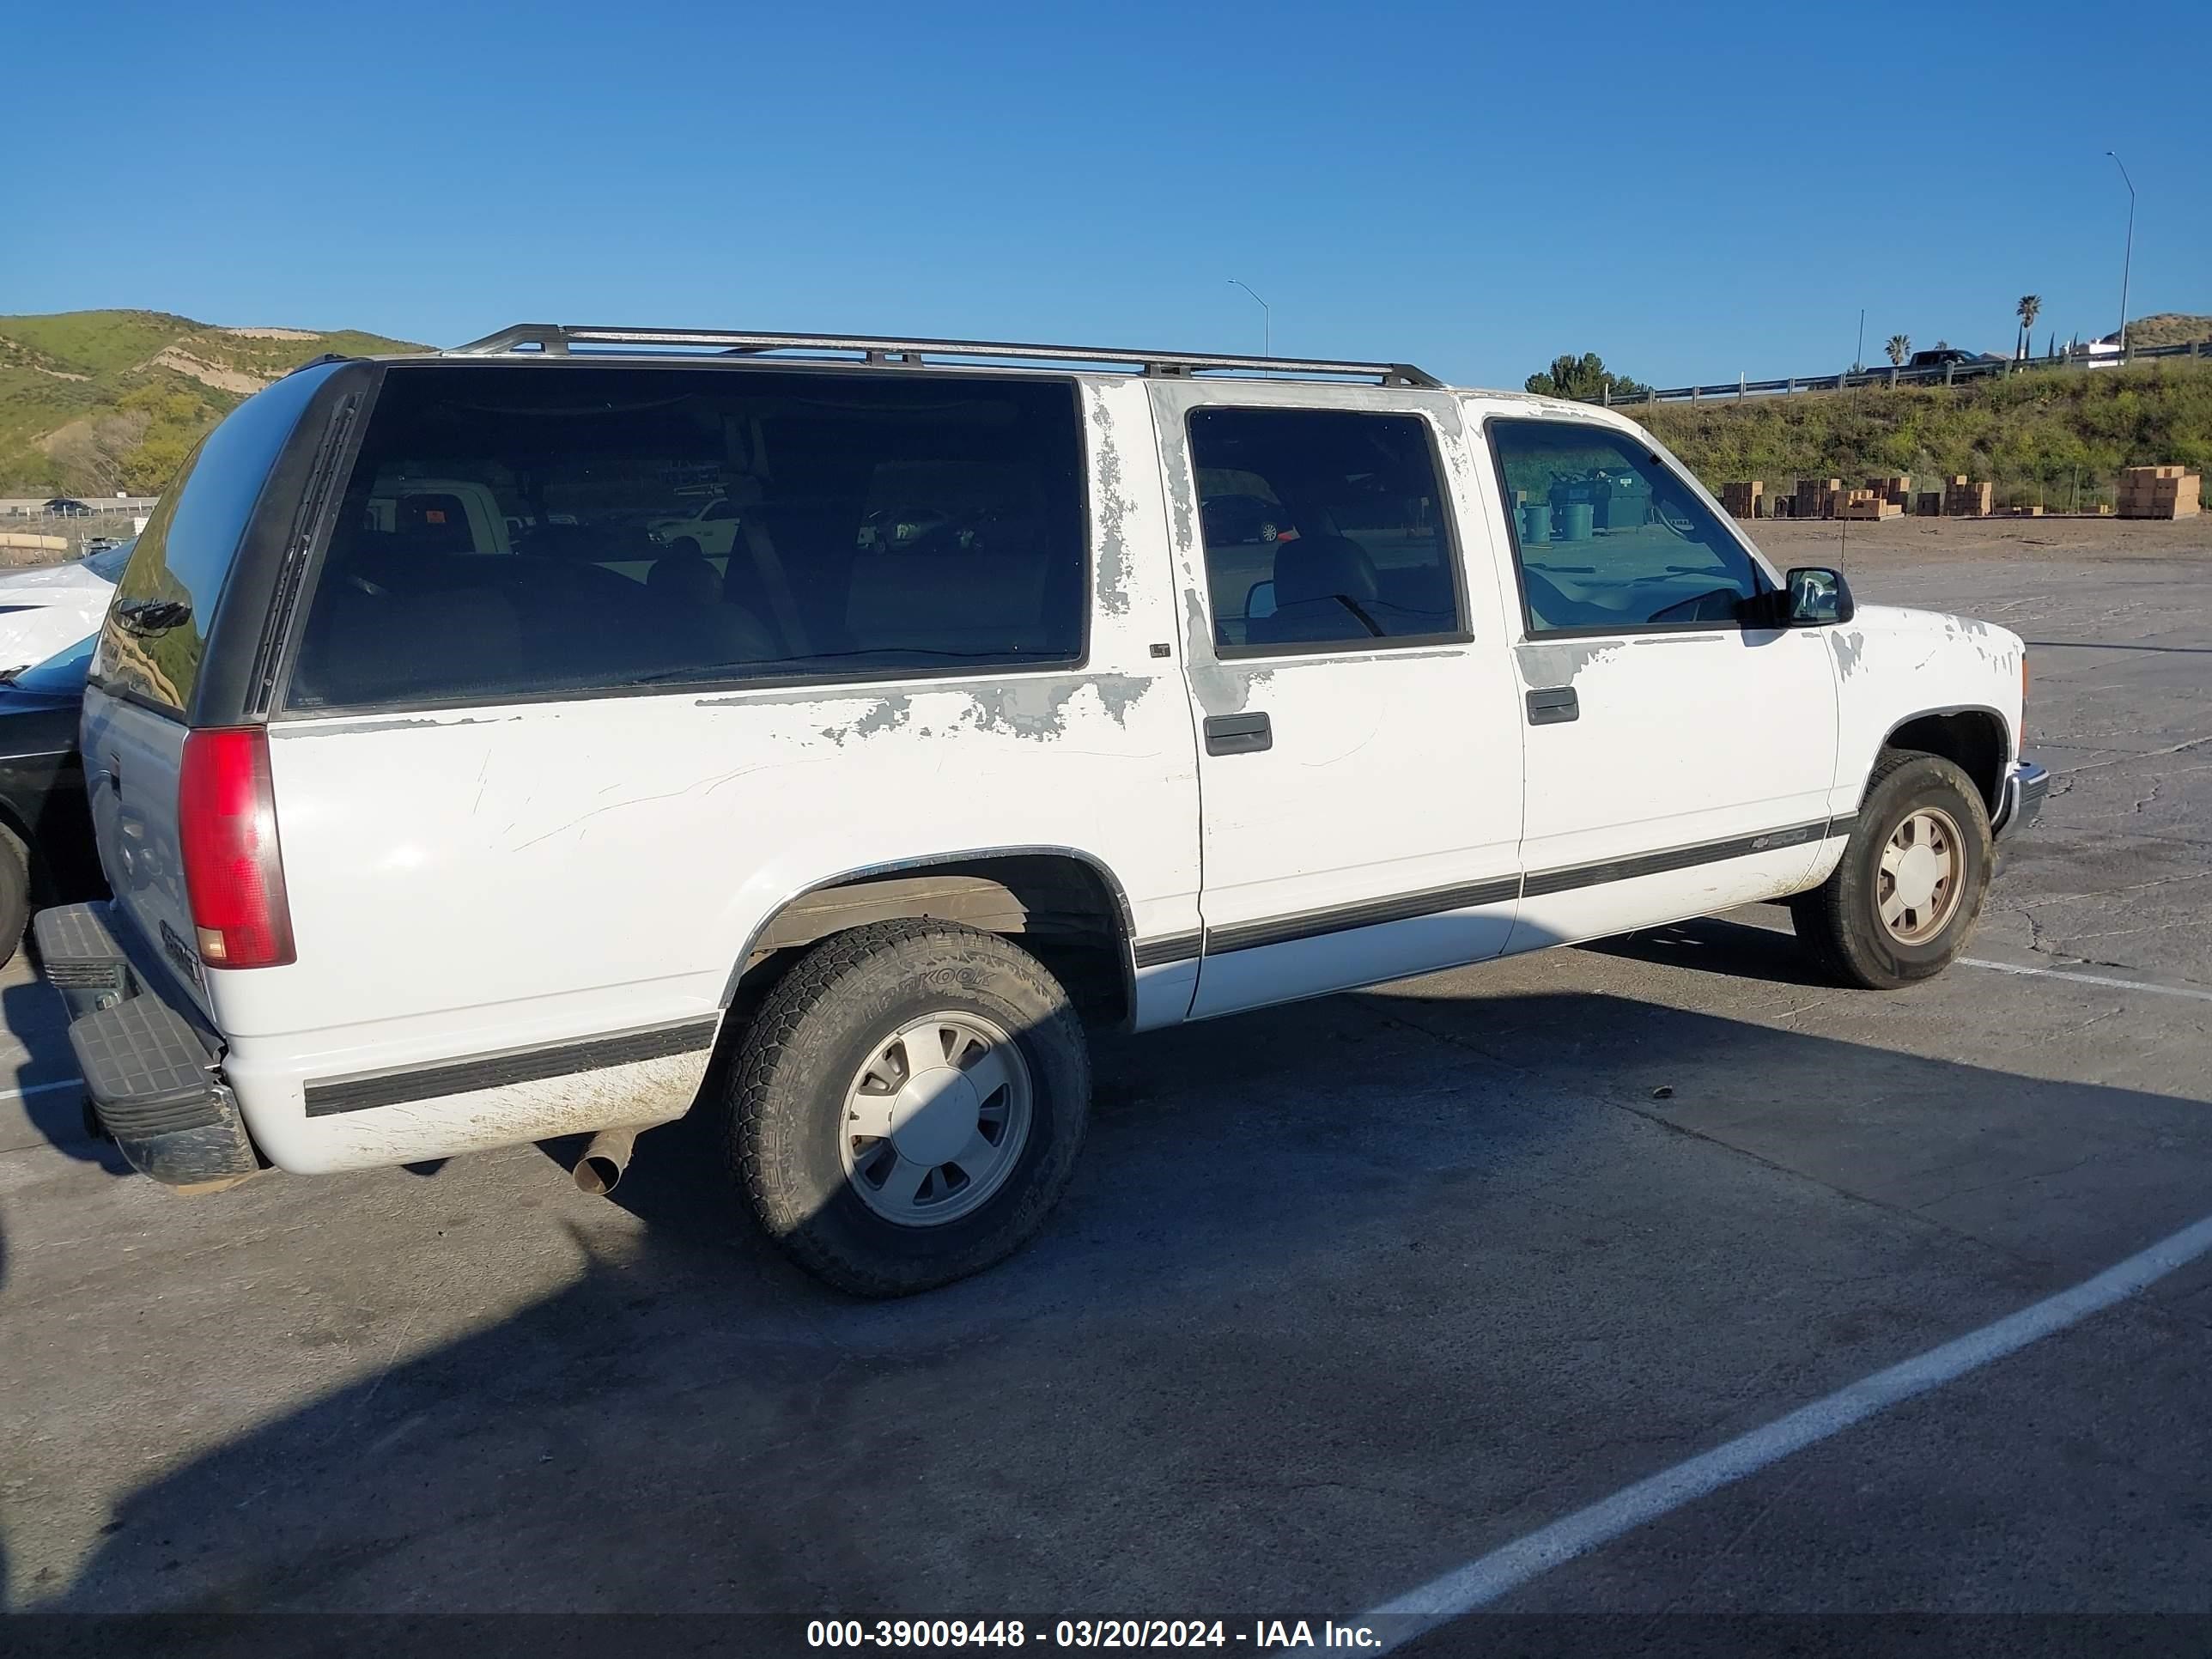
[1188,406,1462,654]
[285,364,1089,710]
[94,366,332,715]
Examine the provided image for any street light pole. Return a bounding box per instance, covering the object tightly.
[2106,150,2136,354]
[1229,280,1270,361]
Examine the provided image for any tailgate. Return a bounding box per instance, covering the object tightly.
[82,683,209,1018]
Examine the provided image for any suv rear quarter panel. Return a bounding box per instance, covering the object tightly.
[216,375,1204,1174]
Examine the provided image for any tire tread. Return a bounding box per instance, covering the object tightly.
[1793,746,1990,990]
[726,919,1087,1297]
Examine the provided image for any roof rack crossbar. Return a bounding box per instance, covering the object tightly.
[446,324,1442,388]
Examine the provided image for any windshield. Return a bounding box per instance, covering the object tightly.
[10,630,94,694]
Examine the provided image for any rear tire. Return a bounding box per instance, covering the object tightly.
[1792,748,1992,989]
[726,920,1090,1297]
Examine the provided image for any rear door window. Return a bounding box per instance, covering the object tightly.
[1188,406,1463,654]
[93,365,335,715]
[284,364,1089,710]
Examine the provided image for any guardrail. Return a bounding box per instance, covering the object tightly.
[0,497,161,519]
[1593,339,2212,406]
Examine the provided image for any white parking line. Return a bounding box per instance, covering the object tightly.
[1960,957,2212,1005]
[1354,1207,2212,1650]
[0,1078,82,1104]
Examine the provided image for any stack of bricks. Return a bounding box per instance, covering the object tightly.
[1942,476,1993,517]
[1795,477,1844,519]
[2118,466,2202,520]
[1868,474,1913,509]
[1994,504,2045,518]
[1915,491,1942,517]
[1720,481,1765,520]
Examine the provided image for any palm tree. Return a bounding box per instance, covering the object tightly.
[1886,334,1911,367]
[2016,295,2041,362]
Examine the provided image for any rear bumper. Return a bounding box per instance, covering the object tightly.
[33,901,259,1186]
[1993,757,2051,840]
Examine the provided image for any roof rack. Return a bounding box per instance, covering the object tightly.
[444,324,1443,389]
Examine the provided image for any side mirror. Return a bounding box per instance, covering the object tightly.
[1745,568,1852,628]
[1246,579,1278,620]
[1785,566,1853,626]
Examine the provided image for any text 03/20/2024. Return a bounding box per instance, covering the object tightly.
[805,1620,1382,1650]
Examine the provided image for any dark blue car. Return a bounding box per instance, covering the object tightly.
[0,635,104,963]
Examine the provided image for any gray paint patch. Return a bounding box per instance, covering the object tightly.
[814,696,915,746]
[1085,387,1133,617]
[1182,587,1254,717]
[699,672,1158,738]
[1092,675,1153,726]
[957,680,1076,743]
[1829,629,1867,679]
[1514,639,1624,687]
[1159,422,1197,558]
[694,683,941,714]
[289,715,500,738]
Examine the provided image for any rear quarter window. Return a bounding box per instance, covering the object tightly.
[93,366,336,716]
[283,362,1089,710]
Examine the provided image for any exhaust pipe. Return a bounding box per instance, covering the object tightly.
[574,1126,641,1196]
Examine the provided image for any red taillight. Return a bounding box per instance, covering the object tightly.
[179,726,295,969]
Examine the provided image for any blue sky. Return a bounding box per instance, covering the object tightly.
[9,0,2203,388]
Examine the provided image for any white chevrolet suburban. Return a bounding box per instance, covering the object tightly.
[38,325,2049,1295]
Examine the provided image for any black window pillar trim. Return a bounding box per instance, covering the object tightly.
[190,360,386,728]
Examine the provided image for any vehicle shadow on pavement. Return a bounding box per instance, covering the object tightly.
[17,956,2212,1620]
[1581,914,1828,986]
[0,963,125,1172]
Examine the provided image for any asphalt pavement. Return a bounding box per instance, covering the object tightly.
[3,521,2209,1655]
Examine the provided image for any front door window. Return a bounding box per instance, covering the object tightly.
[1489,419,1764,634]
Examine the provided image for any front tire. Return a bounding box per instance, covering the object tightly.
[727,921,1090,1297]
[1792,748,1993,989]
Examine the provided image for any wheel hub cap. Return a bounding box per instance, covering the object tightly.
[840,1012,1034,1228]
[886,1065,982,1167]
[1892,844,1942,912]
[1876,806,1964,945]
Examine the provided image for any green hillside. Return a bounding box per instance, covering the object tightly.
[2100,313,2212,349]
[0,309,423,496]
[1641,357,2212,509]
